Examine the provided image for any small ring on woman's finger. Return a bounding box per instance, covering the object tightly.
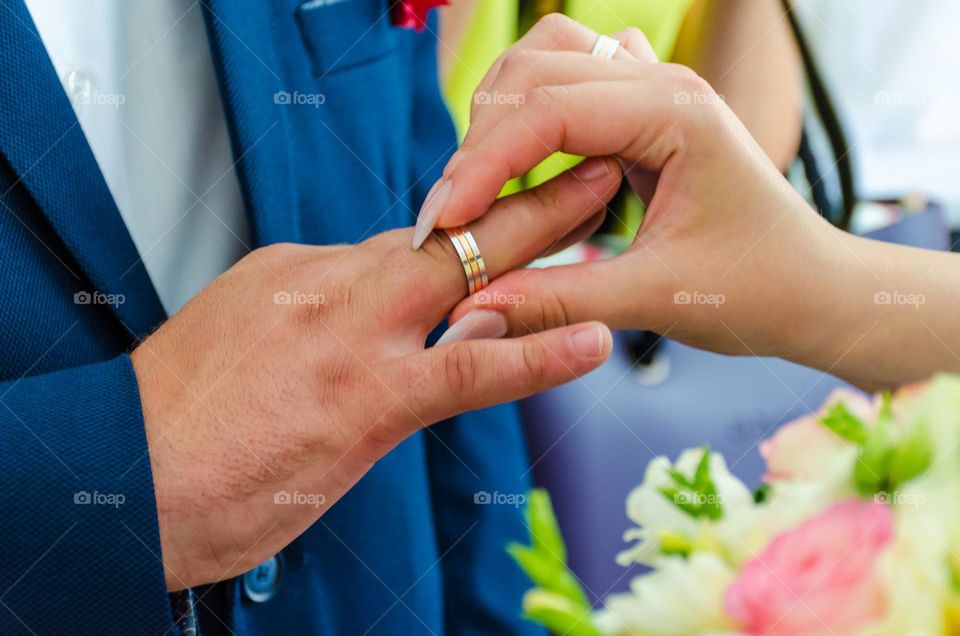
[590,34,621,60]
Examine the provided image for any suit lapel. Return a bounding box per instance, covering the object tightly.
[0,1,166,339]
[200,0,299,246]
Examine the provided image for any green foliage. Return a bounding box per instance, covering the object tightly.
[521,590,604,636]
[657,447,723,520]
[853,419,895,495]
[888,421,934,487]
[818,393,933,497]
[821,402,869,444]
[508,490,602,636]
[753,483,771,504]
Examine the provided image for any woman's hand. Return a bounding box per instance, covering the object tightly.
[417,14,844,358]
[421,14,960,390]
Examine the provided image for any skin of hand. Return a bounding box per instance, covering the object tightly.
[437,0,803,170]
[132,156,621,591]
[423,14,960,391]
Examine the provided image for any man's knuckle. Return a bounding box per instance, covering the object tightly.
[257,242,295,261]
[520,339,547,383]
[537,288,571,331]
[359,230,396,254]
[330,275,357,308]
[529,182,561,218]
[444,347,479,394]
[274,262,304,296]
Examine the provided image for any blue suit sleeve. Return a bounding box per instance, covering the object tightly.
[407,14,545,636]
[425,406,545,636]
[0,354,175,634]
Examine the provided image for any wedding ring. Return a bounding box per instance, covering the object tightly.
[443,226,488,295]
[590,34,620,60]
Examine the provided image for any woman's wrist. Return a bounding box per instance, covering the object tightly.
[769,216,871,379]
[784,226,960,390]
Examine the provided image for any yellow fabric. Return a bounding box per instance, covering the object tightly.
[443,0,693,194]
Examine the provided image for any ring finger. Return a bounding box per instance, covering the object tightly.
[363,156,622,333]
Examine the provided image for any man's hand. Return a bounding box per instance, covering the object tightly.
[131,155,621,590]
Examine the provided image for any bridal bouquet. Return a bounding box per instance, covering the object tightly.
[510,375,960,635]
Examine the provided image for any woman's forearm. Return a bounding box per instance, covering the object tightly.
[800,230,960,391]
[672,0,803,171]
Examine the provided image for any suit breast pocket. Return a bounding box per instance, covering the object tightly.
[296,0,398,78]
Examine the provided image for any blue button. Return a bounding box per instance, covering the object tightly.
[243,555,283,603]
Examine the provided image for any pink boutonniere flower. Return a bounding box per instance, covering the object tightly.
[391,0,449,32]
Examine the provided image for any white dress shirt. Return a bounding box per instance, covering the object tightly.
[24,0,251,314]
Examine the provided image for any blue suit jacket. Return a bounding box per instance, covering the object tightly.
[0,1,540,634]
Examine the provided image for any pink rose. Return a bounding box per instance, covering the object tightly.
[391,0,449,31]
[726,500,892,636]
[760,388,874,481]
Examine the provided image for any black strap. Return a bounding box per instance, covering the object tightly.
[781,0,857,229]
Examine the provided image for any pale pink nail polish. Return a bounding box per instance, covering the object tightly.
[436,310,508,345]
[412,179,452,250]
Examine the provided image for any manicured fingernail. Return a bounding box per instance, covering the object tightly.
[412,179,452,250]
[436,310,508,345]
[571,157,610,181]
[569,325,605,358]
[420,177,442,204]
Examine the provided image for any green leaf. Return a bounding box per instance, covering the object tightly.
[658,486,701,518]
[657,448,723,520]
[821,402,869,444]
[508,489,594,619]
[854,422,895,495]
[521,590,603,636]
[527,490,566,564]
[694,447,712,488]
[753,483,771,504]
[507,544,562,591]
[507,543,587,608]
[667,468,696,490]
[949,554,960,593]
[888,422,933,489]
[877,391,893,424]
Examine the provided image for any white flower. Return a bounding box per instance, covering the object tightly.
[615,449,758,568]
[594,553,739,636]
[898,375,960,484]
[857,472,960,635]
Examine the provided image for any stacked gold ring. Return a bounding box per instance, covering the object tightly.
[443,226,489,295]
